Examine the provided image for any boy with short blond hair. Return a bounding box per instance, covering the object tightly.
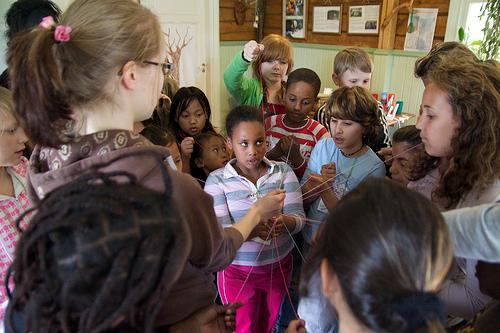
[315,47,390,151]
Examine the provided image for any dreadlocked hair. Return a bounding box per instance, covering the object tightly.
[6,169,188,333]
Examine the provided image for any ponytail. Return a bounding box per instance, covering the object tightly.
[7,0,163,148]
[8,27,71,147]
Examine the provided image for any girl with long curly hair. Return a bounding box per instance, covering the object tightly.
[416,59,500,321]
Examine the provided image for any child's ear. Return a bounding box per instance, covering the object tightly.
[194,157,204,168]
[120,61,138,90]
[332,73,341,87]
[226,137,233,150]
[320,258,337,298]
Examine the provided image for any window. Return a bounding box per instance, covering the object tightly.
[445,0,487,43]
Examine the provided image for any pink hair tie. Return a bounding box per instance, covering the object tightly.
[39,16,55,29]
[54,25,72,43]
[39,16,72,43]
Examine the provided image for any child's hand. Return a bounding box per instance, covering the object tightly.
[265,215,285,237]
[170,302,242,333]
[286,319,308,333]
[180,137,194,158]
[307,173,323,189]
[303,173,330,197]
[243,40,264,62]
[278,136,302,164]
[277,136,293,157]
[378,146,393,165]
[320,163,336,183]
[254,189,285,220]
[249,221,271,240]
[220,302,241,332]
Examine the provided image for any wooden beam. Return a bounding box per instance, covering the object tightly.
[378,0,400,49]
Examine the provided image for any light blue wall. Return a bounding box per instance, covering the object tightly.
[220,41,427,126]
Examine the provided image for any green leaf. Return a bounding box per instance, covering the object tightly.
[458,27,465,42]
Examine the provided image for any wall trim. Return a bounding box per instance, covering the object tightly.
[220,41,428,58]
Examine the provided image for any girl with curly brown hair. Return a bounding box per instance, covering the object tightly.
[417,60,500,321]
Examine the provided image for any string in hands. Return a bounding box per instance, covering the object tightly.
[300,143,423,201]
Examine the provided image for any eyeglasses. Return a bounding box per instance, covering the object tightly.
[142,60,174,76]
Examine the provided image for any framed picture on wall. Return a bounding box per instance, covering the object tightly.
[312,5,342,34]
[283,0,307,39]
[348,5,380,34]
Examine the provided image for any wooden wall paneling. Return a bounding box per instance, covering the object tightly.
[378,0,400,49]
[393,0,449,49]
[220,0,257,41]
[220,0,450,48]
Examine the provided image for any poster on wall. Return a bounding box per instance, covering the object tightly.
[313,5,342,34]
[348,5,380,34]
[283,0,307,39]
[404,8,439,52]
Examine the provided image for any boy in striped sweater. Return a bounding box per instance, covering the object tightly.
[205,105,305,333]
[266,68,330,180]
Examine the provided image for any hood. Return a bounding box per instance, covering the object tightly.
[28,130,172,202]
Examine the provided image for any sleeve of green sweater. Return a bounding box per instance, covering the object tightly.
[223,52,262,106]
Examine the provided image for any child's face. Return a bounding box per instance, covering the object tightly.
[260,59,289,84]
[227,121,266,172]
[0,112,28,167]
[330,117,364,152]
[165,141,182,171]
[416,83,459,158]
[389,142,414,186]
[177,99,207,137]
[196,136,229,174]
[333,69,372,89]
[285,81,317,123]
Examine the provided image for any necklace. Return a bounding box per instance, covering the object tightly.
[340,144,365,157]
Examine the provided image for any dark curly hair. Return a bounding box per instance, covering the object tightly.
[302,179,452,333]
[427,61,500,208]
[6,167,189,333]
[325,86,381,146]
[225,105,262,138]
[392,125,439,181]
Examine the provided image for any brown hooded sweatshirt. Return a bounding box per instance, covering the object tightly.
[27,130,244,326]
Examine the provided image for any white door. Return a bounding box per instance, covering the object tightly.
[141,0,222,127]
[52,0,222,127]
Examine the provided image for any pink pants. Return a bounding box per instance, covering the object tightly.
[217,254,293,333]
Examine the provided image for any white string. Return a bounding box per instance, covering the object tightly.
[234,218,279,301]
[279,139,295,189]
[300,143,422,200]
